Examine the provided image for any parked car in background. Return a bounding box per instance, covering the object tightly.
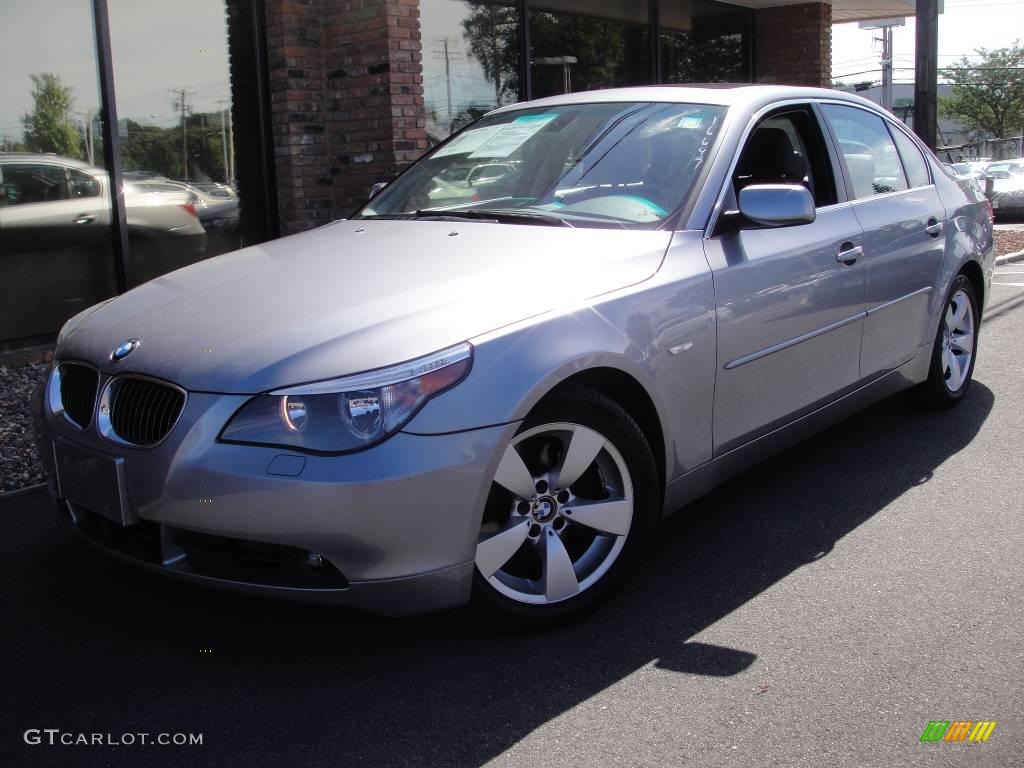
[948,161,989,181]
[36,86,993,623]
[188,182,240,233]
[0,154,205,341]
[984,160,1024,219]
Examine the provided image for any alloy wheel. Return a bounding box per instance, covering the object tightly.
[475,422,634,605]
[942,288,975,393]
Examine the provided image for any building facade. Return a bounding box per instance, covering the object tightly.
[0,0,914,351]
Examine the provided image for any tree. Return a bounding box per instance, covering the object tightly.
[940,41,1024,139]
[21,73,82,158]
[462,2,520,104]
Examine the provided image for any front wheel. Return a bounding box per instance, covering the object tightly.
[916,274,979,408]
[472,387,659,624]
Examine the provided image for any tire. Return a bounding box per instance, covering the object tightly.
[471,385,659,625]
[916,273,979,408]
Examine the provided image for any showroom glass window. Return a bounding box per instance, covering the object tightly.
[419,0,521,144]
[659,0,752,84]
[0,0,118,348]
[529,0,650,99]
[108,0,242,285]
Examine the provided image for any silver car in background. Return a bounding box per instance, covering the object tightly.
[35,86,993,623]
[0,155,206,339]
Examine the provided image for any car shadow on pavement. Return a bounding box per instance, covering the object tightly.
[1,384,994,767]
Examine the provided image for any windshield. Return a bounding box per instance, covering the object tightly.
[354,102,724,229]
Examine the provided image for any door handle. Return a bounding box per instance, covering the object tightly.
[837,243,863,266]
[73,215,95,224]
[925,218,943,237]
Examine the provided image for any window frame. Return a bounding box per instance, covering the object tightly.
[817,102,937,202]
[707,100,847,238]
[0,162,74,207]
[885,122,934,189]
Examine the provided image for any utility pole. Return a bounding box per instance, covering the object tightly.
[220,109,229,184]
[881,25,893,112]
[170,87,195,180]
[431,37,464,124]
[75,109,96,164]
[914,0,940,149]
[859,17,903,113]
[226,106,234,186]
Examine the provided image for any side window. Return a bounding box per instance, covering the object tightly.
[822,104,908,199]
[889,126,930,189]
[68,168,101,198]
[2,163,70,206]
[734,108,837,208]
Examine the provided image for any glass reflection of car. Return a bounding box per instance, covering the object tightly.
[0,154,205,341]
[426,162,519,206]
[949,161,989,180]
[984,160,1024,219]
[36,86,993,624]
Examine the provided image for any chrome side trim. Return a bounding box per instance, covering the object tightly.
[865,286,933,316]
[723,311,865,370]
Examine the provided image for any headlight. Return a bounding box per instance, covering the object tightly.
[219,342,472,453]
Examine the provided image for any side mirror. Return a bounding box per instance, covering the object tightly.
[738,184,815,228]
[368,181,388,199]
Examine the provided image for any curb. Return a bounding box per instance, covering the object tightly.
[0,482,47,502]
[996,249,1024,266]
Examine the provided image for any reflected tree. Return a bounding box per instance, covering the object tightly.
[461,2,520,104]
[661,32,743,84]
[21,73,82,158]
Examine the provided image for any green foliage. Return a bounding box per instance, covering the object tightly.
[120,113,226,181]
[21,73,82,158]
[940,41,1024,138]
[462,2,520,103]
[661,30,743,84]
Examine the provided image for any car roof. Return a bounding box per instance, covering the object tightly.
[0,153,106,173]
[487,84,885,117]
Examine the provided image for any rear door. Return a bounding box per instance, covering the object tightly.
[704,105,867,455]
[820,104,945,377]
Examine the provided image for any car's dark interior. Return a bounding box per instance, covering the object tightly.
[732,109,837,209]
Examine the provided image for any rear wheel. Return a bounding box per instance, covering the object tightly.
[472,387,658,624]
[917,274,979,408]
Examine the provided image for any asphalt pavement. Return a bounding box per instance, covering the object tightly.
[2,274,1023,768]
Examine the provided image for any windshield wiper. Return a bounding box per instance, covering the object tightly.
[413,208,574,228]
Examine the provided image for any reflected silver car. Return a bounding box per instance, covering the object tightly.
[35,86,993,622]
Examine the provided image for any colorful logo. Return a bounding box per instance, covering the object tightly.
[920,721,997,742]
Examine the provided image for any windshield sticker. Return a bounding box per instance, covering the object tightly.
[468,113,559,159]
[676,116,705,130]
[431,125,506,158]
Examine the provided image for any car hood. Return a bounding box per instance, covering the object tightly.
[60,219,670,393]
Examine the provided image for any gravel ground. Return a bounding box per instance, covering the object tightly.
[995,228,1024,257]
[0,362,48,493]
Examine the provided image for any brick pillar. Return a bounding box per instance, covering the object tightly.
[755,2,831,87]
[264,0,427,235]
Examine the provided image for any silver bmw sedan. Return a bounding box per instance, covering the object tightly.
[35,85,994,623]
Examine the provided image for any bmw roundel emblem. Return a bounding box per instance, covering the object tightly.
[110,338,141,362]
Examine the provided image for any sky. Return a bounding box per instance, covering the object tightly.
[832,0,1024,86]
[0,0,230,144]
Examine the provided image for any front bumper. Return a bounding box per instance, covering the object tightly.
[38,386,516,616]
